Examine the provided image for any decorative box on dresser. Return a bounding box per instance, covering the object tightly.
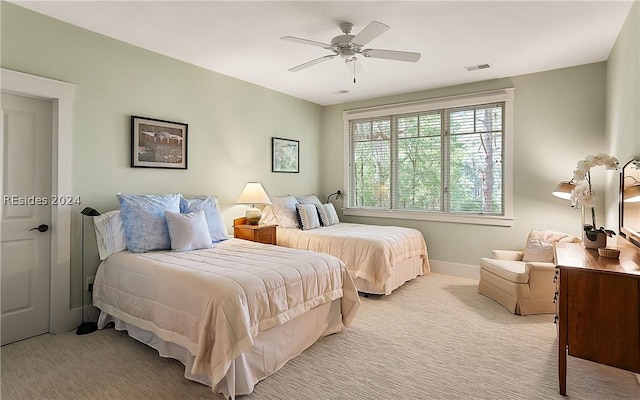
[554,238,640,396]
[233,217,277,245]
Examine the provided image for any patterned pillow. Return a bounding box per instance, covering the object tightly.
[180,195,228,242]
[270,195,300,228]
[296,204,320,230]
[164,210,213,251]
[522,229,580,263]
[316,203,339,226]
[93,210,127,260]
[295,195,322,205]
[117,193,181,253]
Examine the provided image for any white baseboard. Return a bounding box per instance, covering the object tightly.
[429,260,480,280]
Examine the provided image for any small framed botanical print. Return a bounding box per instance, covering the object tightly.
[272,137,299,173]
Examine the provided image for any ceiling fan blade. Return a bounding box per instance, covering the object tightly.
[363,49,421,62]
[281,36,332,49]
[289,55,336,72]
[351,21,389,47]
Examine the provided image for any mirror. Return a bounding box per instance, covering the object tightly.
[620,157,640,247]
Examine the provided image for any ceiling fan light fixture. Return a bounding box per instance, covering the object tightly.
[340,48,356,58]
[282,20,421,72]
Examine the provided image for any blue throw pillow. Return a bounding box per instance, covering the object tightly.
[117,193,181,253]
[180,195,229,242]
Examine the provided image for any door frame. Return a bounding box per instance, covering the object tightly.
[1,68,76,334]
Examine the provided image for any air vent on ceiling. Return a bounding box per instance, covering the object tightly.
[465,63,491,71]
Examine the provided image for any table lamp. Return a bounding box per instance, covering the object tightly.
[552,181,577,200]
[237,182,271,225]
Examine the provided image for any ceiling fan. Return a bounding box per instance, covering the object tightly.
[281,21,421,72]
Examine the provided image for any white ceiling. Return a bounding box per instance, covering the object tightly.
[12,1,635,106]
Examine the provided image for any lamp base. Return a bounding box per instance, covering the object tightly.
[245,207,261,225]
[76,321,98,335]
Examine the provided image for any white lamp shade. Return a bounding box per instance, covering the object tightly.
[624,184,640,203]
[237,182,271,225]
[552,181,576,200]
[236,182,272,205]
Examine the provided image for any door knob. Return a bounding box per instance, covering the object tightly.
[29,224,49,233]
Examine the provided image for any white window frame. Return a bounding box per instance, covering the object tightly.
[342,88,515,227]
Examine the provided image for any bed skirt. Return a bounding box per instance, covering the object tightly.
[98,299,343,399]
[354,255,424,295]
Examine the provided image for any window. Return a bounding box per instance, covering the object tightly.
[343,89,514,226]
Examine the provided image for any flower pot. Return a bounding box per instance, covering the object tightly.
[582,231,607,249]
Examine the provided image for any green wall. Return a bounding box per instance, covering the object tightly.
[321,63,610,271]
[1,2,323,306]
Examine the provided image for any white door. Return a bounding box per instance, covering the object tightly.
[1,92,53,345]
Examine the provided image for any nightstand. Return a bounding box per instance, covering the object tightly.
[233,217,277,245]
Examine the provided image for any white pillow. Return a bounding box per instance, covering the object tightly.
[316,203,340,226]
[270,195,300,228]
[296,204,320,230]
[93,210,127,260]
[522,229,580,263]
[164,210,213,251]
[295,195,322,205]
[259,204,279,225]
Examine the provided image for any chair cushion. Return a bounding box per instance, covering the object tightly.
[480,258,529,284]
[522,229,579,262]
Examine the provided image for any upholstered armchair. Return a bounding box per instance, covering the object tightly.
[477,230,581,315]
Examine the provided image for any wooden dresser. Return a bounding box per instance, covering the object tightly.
[554,239,640,395]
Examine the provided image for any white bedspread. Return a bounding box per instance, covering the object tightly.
[93,238,359,390]
[277,223,430,289]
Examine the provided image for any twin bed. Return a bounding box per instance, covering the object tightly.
[91,192,429,398]
[93,239,359,399]
[277,223,429,295]
[262,194,430,295]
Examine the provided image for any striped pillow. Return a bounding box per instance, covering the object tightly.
[296,204,320,230]
[316,203,339,226]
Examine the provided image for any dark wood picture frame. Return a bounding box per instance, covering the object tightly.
[131,115,188,169]
[271,137,299,173]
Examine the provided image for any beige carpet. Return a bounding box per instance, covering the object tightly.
[2,273,638,399]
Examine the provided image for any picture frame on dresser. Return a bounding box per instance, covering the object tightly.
[272,137,299,173]
[131,115,188,169]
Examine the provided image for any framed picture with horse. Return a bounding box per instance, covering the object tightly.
[131,115,188,169]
